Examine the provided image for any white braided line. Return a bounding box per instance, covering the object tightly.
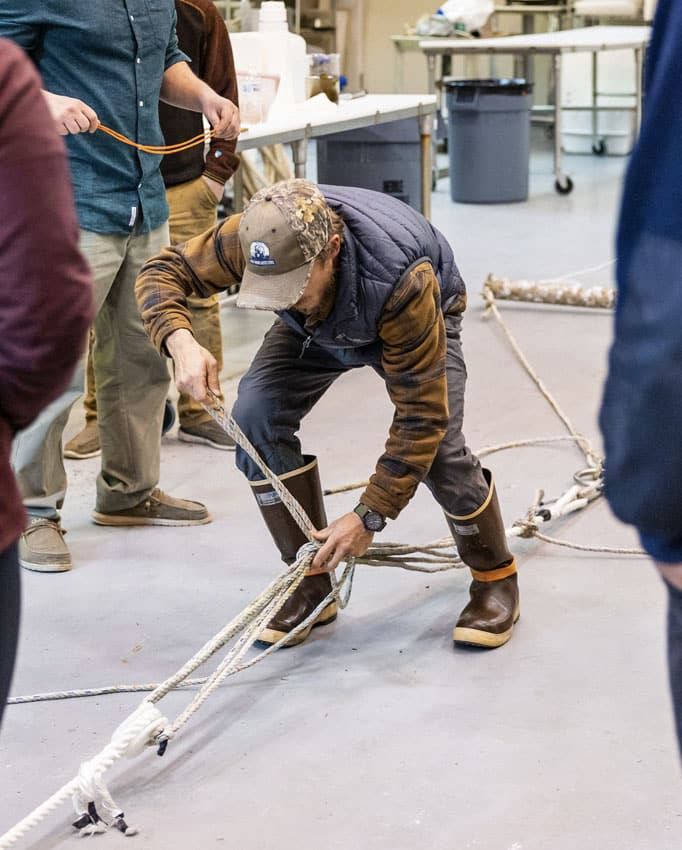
[482,285,602,470]
[203,390,315,537]
[0,703,163,849]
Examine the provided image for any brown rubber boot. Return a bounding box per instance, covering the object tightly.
[251,455,336,647]
[445,469,520,649]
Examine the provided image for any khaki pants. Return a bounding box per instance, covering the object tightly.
[12,225,170,517]
[83,177,224,429]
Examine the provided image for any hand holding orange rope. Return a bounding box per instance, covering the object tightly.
[97,123,247,155]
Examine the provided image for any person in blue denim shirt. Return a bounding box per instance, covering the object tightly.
[599,0,682,763]
[0,2,240,573]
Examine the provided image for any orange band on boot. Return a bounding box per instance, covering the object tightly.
[470,560,517,582]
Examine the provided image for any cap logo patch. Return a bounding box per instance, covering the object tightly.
[249,241,276,266]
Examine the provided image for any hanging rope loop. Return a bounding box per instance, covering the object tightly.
[97,123,216,154]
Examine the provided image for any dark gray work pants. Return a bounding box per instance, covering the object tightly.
[232,313,489,517]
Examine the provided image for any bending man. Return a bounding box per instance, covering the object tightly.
[137,179,521,650]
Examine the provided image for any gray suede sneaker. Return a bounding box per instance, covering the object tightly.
[178,420,235,450]
[19,518,72,572]
[64,422,101,459]
[91,488,210,526]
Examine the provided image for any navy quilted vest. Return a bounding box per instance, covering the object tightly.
[278,186,465,363]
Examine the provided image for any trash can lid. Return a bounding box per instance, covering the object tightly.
[444,78,533,95]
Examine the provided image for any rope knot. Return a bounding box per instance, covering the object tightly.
[513,517,538,539]
[111,702,168,759]
[296,541,320,562]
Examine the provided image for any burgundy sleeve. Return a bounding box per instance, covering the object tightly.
[0,39,94,433]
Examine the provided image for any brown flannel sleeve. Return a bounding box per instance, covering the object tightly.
[201,3,239,184]
[360,262,449,520]
[135,213,245,353]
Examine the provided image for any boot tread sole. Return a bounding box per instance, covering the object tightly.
[178,430,236,451]
[19,558,72,573]
[257,603,338,648]
[64,448,102,460]
[91,512,211,527]
[453,607,520,649]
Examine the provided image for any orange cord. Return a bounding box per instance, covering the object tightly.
[97,123,216,154]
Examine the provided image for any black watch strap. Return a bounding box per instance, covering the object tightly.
[353,502,386,532]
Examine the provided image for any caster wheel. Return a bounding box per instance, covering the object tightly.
[555,176,574,195]
[592,139,607,156]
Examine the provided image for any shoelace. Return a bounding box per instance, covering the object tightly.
[27,518,66,536]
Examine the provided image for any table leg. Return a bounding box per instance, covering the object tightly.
[521,13,534,83]
[394,45,403,93]
[591,50,600,149]
[233,166,244,212]
[291,138,308,179]
[426,54,436,96]
[426,53,444,181]
[634,46,644,136]
[419,112,432,221]
[553,52,572,194]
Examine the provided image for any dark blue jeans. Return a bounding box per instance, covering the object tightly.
[232,314,488,517]
[0,542,20,729]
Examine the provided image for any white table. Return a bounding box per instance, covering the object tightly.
[391,5,575,92]
[419,25,650,194]
[235,94,438,218]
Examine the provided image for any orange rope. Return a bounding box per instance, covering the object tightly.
[97,122,215,154]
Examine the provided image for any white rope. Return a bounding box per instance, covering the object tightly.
[482,284,602,470]
[0,702,164,847]
[557,257,615,280]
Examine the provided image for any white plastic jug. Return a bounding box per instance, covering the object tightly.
[231,4,307,124]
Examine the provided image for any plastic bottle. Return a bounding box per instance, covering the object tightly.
[230,1,307,122]
[258,1,289,32]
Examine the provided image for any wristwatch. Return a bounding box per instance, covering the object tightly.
[353,502,386,532]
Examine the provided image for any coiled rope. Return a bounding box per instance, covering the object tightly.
[0,281,645,847]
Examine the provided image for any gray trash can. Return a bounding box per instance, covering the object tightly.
[316,118,422,212]
[445,78,533,203]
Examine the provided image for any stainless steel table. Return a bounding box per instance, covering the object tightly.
[419,25,650,194]
[391,4,574,92]
[235,94,438,218]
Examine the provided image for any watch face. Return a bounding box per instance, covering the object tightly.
[364,511,385,532]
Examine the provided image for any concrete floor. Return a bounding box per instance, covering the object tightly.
[2,138,681,849]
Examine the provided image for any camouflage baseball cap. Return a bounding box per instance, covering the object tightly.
[236,179,333,311]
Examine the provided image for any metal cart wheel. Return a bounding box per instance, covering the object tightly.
[555,176,574,195]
